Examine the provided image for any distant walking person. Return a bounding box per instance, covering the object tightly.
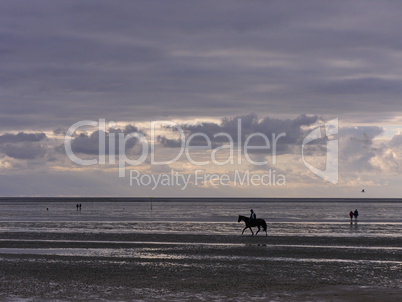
[354,209,359,220]
[250,209,256,221]
[349,211,354,222]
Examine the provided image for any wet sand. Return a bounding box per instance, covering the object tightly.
[0,232,401,301]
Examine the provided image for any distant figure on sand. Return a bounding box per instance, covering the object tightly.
[354,209,359,220]
[250,209,256,221]
[349,211,354,222]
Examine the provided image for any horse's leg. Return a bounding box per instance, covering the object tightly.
[255,226,260,235]
[249,227,254,236]
[242,226,248,235]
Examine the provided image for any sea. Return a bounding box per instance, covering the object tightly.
[0,197,401,238]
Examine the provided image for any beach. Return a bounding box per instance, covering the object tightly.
[0,231,401,301]
[0,199,401,301]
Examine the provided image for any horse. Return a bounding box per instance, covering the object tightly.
[238,215,267,236]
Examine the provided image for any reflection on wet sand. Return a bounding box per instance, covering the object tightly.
[0,232,401,301]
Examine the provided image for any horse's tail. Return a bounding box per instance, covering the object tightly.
[262,219,267,232]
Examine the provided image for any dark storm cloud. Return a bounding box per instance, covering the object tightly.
[0,142,46,160]
[0,132,47,159]
[157,136,183,149]
[57,124,142,155]
[1,0,402,130]
[158,113,320,154]
[0,132,46,144]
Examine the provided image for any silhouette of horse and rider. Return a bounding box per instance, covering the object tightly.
[238,209,267,236]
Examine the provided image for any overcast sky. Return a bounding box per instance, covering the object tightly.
[1,0,402,197]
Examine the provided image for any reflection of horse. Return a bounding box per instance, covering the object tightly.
[238,215,267,236]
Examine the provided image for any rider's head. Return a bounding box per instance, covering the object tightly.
[250,209,253,212]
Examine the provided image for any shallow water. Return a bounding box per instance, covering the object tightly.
[0,199,401,237]
[1,244,401,263]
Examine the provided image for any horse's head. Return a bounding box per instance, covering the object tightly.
[238,215,245,222]
[238,215,241,222]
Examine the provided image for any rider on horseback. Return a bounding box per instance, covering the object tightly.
[238,212,267,236]
[250,209,256,221]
